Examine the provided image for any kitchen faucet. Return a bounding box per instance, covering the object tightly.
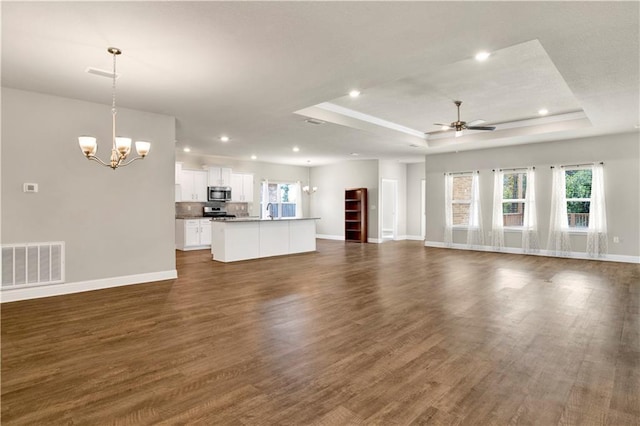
[266,203,273,219]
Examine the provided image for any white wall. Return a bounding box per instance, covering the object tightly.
[175,152,311,217]
[309,160,379,240]
[406,162,426,238]
[2,88,176,293]
[424,132,640,258]
[378,160,407,239]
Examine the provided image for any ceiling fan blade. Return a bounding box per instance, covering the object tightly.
[467,119,486,127]
[433,123,451,127]
[467,126,496,131]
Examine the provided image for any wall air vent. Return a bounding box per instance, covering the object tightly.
[2,242,65,288]
[85,67,120,79]
[305,118,326,125]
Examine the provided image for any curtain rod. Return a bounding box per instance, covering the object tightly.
[444,170,479,176]
[550,162,604,169]
[491,167,534,172]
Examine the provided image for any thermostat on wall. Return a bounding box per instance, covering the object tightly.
[23,183,38,193]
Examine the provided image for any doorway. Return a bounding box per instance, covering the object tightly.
[421,179,426,239]
[381,179,398,241]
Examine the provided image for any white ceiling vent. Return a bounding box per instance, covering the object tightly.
[85,67,120,79]
[305,118,326,125]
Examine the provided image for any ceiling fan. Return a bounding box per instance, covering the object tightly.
[434,100,496,137]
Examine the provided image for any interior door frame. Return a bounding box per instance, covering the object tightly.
[380,178,398,241]
[421,179,426,239]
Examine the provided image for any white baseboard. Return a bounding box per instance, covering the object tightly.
[377,235,424,242]
[177,245,211,251]
[0,270,178,303]
[423,241,640,264]
[316,234,345,241]
[316,234,382,243]
[399,235,425,241]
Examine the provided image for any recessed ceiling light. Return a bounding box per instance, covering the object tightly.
[220,136,230,142]
[475,51,491,61]
[251,155,257,160]
[349,89,361,98]
[293,146,300,152]
[183,147,191,153]
[538,108,549,116]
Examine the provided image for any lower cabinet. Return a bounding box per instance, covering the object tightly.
[176,219,212,250]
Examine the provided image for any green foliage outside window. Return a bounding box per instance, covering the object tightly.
[502,173,526,214]
[281,184,290,203]
[565,170,592,213]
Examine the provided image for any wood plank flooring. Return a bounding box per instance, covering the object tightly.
[2,240,639,425]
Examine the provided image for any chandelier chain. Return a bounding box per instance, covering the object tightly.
[112,51,117,115]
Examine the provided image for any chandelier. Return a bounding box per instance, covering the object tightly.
[303,185,317,194]
[78,47,150,169]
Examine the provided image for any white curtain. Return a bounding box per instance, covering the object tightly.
[444,174,453,247]
[294,181,303,218]
[467,171,484,248]
[587,164,607,257]
[490,170,504,250]
[260,180,269,219]
[547,167,571,255]
[522,167,539,253]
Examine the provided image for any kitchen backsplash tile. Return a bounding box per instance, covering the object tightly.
[175,202,205,217]
[226,202,249,217]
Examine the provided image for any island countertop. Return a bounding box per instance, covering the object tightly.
[216,217,320,223]
[210,217,319,262]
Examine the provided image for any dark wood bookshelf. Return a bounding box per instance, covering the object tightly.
[344,188,368,243]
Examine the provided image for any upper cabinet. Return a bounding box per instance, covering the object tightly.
[175,162,252,203]
[208,167,232,187]
[181,170,208,202]
[230,173,254,202]
[175,163,183,201]
[175,162,183,184]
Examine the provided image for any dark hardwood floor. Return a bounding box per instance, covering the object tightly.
[2,240,639,425]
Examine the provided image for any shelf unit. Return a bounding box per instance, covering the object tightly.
[345,188,368,243]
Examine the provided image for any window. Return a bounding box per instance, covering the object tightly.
[451,175,472,226]
[261,182,299,219]
[445,171,483,247]
[502,172,527,227]
[565,168,592,228]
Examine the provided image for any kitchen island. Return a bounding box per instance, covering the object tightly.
[210,217,320,262]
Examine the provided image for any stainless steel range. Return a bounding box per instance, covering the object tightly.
[203,202,236,219]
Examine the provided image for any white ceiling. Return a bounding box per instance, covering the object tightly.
[2,2,638,166]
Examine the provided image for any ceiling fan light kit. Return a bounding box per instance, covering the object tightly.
[433,100,496,136]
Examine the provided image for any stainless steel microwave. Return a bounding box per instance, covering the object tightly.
[208,186,231,202]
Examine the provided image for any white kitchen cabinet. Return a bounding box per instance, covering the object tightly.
[200,219,212,245]
[175,162,183,184]
[176,219,212,250]
[208,167,232,187]
[184,221,200,247]
[180,170,208,202]
[175,163,183,201]
[230,173,254,202]
[211,218,318,262]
